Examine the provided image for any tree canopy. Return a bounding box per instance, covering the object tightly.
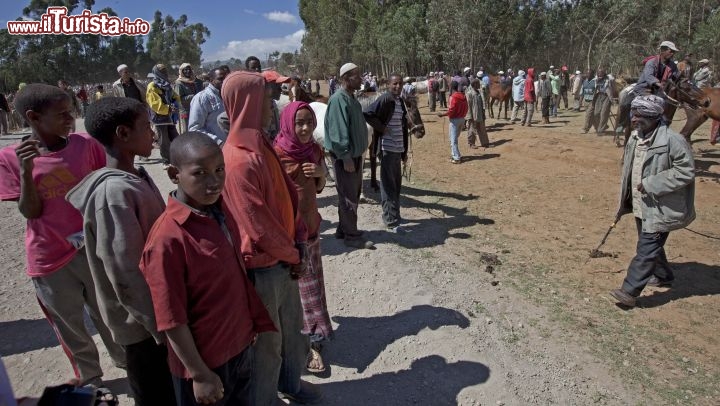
[0,0,209,91]
[299,0,720,78]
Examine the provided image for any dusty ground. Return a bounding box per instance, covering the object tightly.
[1,90,718,405]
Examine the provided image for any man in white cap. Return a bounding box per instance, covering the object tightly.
[693,59,712,88]
[617,40,679,132]
[427,72,438,112]
[610,94,695,308]
[572,70,584,111]
[324,62,374,249]
[112,63,146,104]
[510,70,526,123]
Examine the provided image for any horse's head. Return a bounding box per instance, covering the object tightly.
[402,96,425,139]
[675,79,709,108]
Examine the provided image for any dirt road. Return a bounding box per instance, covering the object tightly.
[1,95,717,405]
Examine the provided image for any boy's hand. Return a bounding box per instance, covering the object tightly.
[15,140,41,174]
[301,162,323,178]
[193,370,224,404]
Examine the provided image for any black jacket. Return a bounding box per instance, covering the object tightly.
[363,92,409,158]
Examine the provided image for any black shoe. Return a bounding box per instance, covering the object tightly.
[647,275,673,288]
[334,229,344,239]
[344,237,374,249]
[610,289,637,307]
[282,380,323,404]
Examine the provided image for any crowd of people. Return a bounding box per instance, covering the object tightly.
[0,39,712,404]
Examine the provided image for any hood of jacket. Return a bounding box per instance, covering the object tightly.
[526,68,535,81]
[221,70,267,152]
[67,167,147,211]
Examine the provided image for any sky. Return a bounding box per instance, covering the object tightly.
[1,0,306,62]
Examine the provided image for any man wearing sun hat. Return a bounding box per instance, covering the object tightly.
[610,94,695,308]
[617,40,680,133]
[324,62,374,249]
[262,69,292,141]
[693,58,712,88]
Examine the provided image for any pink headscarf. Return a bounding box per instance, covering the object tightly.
[274,101,321,164]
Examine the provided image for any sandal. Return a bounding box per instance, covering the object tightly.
[306,347,326,374]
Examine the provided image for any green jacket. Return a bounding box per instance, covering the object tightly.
[618,125,696,233]
[324,88,369,160]
[548,73,561,95]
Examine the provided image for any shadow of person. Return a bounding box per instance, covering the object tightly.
[0,318,59,356]
[640,261,720,308]
[693,158,720,180]
[327,305,470,373]
[315,355,489,406]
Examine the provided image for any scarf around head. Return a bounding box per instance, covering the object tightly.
[178,62,196,83]
[152,65,174,106]
[631,94,665,117]
[274,101,321,164]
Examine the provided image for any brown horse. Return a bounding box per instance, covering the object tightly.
[488,76,512,120]
[615,79,713,146]
[677,85,720,141]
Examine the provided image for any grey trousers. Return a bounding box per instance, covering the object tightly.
[249,263,308,406]
[510,101,524,121]
[622,217,674,296]
[522,102,535,124]
[379,150,403,227]
[333,155,364,239]
[467,120,489,147]
[32,249,126,384]
[584,94,611,132]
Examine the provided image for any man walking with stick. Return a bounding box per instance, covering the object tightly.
[609,95,695,308]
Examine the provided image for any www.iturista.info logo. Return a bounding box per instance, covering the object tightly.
[6,7,150,36]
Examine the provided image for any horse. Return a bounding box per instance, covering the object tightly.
[615,79,716,147]
[487,76,512,120]
[310,93,425,192]
[675,85,720,141]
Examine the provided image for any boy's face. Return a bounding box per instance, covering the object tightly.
[169,146,225,210]
[28,97,74,139]
[120,110,154,158]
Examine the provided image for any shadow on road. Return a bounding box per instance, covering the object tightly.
[641,261,720,308]
[0,318,58,356]
[312,355,489,405]
[326,305,470,373]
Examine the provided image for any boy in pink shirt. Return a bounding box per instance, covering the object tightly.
[0,84,124,386]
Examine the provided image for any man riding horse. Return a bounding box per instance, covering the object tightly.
[616,41,680,136]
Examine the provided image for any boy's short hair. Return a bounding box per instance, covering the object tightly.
[170,132,222,167]
[14,83,70,116]
[84,97,147,147]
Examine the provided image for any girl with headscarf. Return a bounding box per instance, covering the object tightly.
[146,63,181,164]
[273,101,333,374]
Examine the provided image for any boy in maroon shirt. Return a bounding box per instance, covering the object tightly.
[140,132,275,405]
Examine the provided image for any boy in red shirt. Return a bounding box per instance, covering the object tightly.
[140,132,275,405]
[438,80,469,163]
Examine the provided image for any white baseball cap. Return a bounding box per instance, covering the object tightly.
[463,67,471,72]
[575,70,581,75]
[339,62,358,77]
[498,70,505,75]
[659,41,679,51]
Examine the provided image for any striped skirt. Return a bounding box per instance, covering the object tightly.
[298,236,333,341]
